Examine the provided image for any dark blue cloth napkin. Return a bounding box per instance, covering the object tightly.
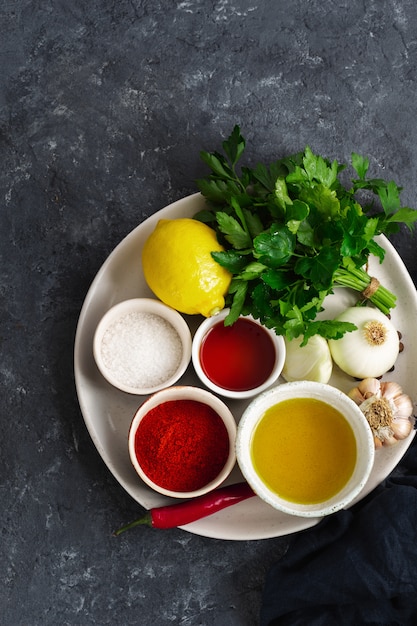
[261,436,417,626]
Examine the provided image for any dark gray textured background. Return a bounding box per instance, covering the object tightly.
[2,1,417,624]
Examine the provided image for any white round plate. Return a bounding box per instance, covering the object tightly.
[74,193,417,540]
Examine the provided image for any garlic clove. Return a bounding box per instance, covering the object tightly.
[393,394,414,419]
[381,433,399,446]
[374,436,383,449]
[379,381,403,400]
[348,387,366,405]
[357,377,381,399]
[391,416,414,440]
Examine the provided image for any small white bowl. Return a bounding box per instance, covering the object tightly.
[192,309,286,399]
[236,381,375,518]
[128,385,237,498]
[93,298,192,395]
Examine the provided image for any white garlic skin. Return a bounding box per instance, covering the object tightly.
[328,307,399,378]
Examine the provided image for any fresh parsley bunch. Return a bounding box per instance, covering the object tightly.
[195,126,417,343]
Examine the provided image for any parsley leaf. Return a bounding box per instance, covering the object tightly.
[351,152,369,179]
[225,279,248,325]
[216,211,252,249]
[211,250,248,273]
[385,206,417,230]
[302,146,339,187]
[377,180,401,216]
[253,226,295,268]
[222,125,246,167]
[295,246,340,290]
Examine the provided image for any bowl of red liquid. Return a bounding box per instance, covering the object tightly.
[192,309,286,399]
[128,385,237,498]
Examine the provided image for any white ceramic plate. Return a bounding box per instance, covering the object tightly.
[74,193,417,540]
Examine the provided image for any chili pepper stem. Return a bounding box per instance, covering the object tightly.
[113,511,152,536]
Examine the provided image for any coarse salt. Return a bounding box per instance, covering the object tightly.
[100,311,183,390]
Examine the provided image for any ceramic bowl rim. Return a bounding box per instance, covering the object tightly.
[191,308,286,399]
[236,380,375,517]
[93,298,192,395]
[128,385,237,498]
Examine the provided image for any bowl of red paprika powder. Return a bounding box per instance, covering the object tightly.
[128,385,237,498]
[192,308,286,399]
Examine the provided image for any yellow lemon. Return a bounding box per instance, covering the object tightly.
[142,218,232,317]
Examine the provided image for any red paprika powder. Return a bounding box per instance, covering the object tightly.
[134,399,230,492]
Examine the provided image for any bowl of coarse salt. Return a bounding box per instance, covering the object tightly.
[93,298,192,395]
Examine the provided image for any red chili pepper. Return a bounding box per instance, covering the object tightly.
[113,482,255,535]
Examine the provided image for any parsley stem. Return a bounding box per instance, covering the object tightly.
[333,267,396,314]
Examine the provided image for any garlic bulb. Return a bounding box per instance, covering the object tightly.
[328,307,400,379]
[348,377,414,448]
[282,335,333,383]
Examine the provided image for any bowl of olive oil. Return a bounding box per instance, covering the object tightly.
[236,381,375,518]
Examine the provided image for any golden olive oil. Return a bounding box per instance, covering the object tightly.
[251,398,357,504]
